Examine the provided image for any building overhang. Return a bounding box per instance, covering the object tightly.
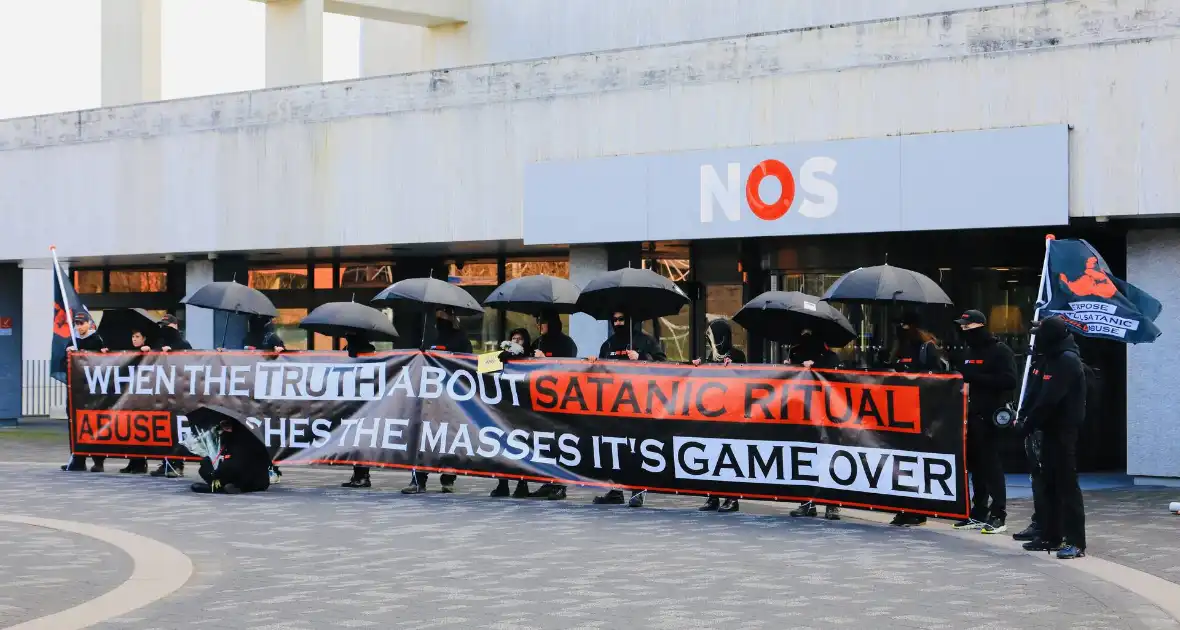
[250,0,469,27]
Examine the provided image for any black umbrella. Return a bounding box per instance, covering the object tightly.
[821,265,952,305]
[576,268,691,321]
[299,302,399,342]
[483,275,581,315]
[97,308,162,350]
[182,281,278,317]
[734,291,857,347]
[186,404,253,434]
[371,278,484,315]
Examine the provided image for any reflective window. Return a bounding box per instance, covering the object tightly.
[273,308,309,350]
[340,262,394,288]
[642,246,691,362]
[703,284,747,361]
[449,262,498,286]
[109,270,168,293]
[73,270,103,294]
[249,267,309,290]
[313,264,334,289]
[505,260,570,280]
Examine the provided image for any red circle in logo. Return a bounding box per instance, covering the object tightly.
[745,159,796,221]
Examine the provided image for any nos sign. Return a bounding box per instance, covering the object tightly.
[700,157,838,223]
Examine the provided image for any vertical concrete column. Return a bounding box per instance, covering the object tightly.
[20,268,53,363]
[1126,228,1180,485]
[359,20,429,77]
[0,265,22,423]
[569,246,608,358]
[101,0,162,106]
[184,261,214,351]
[266,0,325,88]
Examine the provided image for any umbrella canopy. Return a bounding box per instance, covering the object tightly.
[575,267,691,321]
[371,277,484,315]
[97,308,162,350]
[734,291,857,347]
[181,281,278,317]
[822,265,952,305]
[299,302,399,342]
[483,275,581,315]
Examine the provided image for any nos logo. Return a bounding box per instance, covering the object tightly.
[700,157,837,223]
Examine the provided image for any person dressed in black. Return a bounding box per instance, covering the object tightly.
[531,310,578,359]
[147,314,192,478]
[527,311,577,500]
[889,312,945,527]
[244,315,286,351]
[190,416,271,494]
[950,310,1018,535]
[491,328,533,499]
[786,327,845,520]
[402,308,473,495]
[61,313,109,472]
[118,328,155,475]
[1018,315,1087,559]
[592,311,666,507]
[341,334,379,489]
[693,319,746,513]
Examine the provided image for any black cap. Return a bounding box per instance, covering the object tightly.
[159,314,179,326]
[954,309,987,326]
[72,312,90,324]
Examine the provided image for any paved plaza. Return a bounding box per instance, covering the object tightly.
[1,423,1179,630]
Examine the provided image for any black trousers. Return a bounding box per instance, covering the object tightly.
[199,457,267,493]
[412,472,456,487]
[1038,423,1086,549]
[354,466,369,478]
[967,414,1007,520]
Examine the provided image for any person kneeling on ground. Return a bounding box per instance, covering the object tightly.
[191,417,271,495]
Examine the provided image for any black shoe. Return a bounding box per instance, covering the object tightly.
[512,481,531,498]
[440,483,455,494]
[490,480,510,497]
[119,463,148,474]
[89,463,104,473]
[1022,538,1064,552]
[546,485,567,500]
[1056,544,1086,560]
[61,457,87,472]
[628,492,645,508]
[980,517,1007,535]
[341,476,371,488]
[1012,524,1041,542]
[221,483,242,495]
[190,482,213,493]
[791,502,818,518]
[891,513,926,527]
[699,497,721,512]
[149,463,169,477]
[593,490,625,505]
[824,506,841,521]
[718,498,739,513]
[401,484,426,495]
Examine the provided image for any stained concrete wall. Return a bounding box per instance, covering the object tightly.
[1126,229,1180,482]
[2,0,1180,265]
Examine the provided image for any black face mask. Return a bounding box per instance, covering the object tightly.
[961,327,989,346]
[612,318,628,335]
[436,317,454,332]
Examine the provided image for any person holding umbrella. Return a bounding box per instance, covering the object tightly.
[786,329,844,521]
[532,310,578,359]
[341,333,380,489]
[595,312,666,363]
[118,326,154,476]
[692,318,745,513]
[145,315,193,478]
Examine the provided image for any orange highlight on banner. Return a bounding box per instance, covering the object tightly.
[530,372,921,434]
[75,410,174,447]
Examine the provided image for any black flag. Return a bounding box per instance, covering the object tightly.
[1040,239,1161,344]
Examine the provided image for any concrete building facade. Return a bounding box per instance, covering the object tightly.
[0,0,1177,482]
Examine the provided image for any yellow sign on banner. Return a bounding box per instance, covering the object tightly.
[477,351,503,374]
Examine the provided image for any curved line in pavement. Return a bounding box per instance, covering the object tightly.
[845,509,1180,623]
[0,515,193,630]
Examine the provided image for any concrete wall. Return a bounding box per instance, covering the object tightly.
[3,0,1180,264]
[1126,228,1180,481]
[361,0,1009,75]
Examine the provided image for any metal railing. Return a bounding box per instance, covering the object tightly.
[21,360,67,417]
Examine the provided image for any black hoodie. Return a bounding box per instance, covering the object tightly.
[428,318,473,354]
[787,333,839,369]
[1021,316,1086,433]
[705,319,746,364]
[533,313,578,358]
[244,317,285,350]
[956,328,1018,417]
[598,317,666,361]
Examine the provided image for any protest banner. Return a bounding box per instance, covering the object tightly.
[68,351,968,517]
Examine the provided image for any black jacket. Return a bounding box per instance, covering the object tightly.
[155,327,192,351]
[215,427,271,492]
[956,333,1019,417]
[75,332,106,352]
[599,325,666,361]
[894,339,943,373]
[346,337,376,358]
[788,339,839,370]
[533,316,578,358]
[429,324,473,354]
[244,326,284,350]
[1022,329,1086,434]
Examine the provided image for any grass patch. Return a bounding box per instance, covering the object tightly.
[0,429,68,442]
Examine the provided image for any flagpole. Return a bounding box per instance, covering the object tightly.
[1016,235,1055,416]
[50,246,79,350]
